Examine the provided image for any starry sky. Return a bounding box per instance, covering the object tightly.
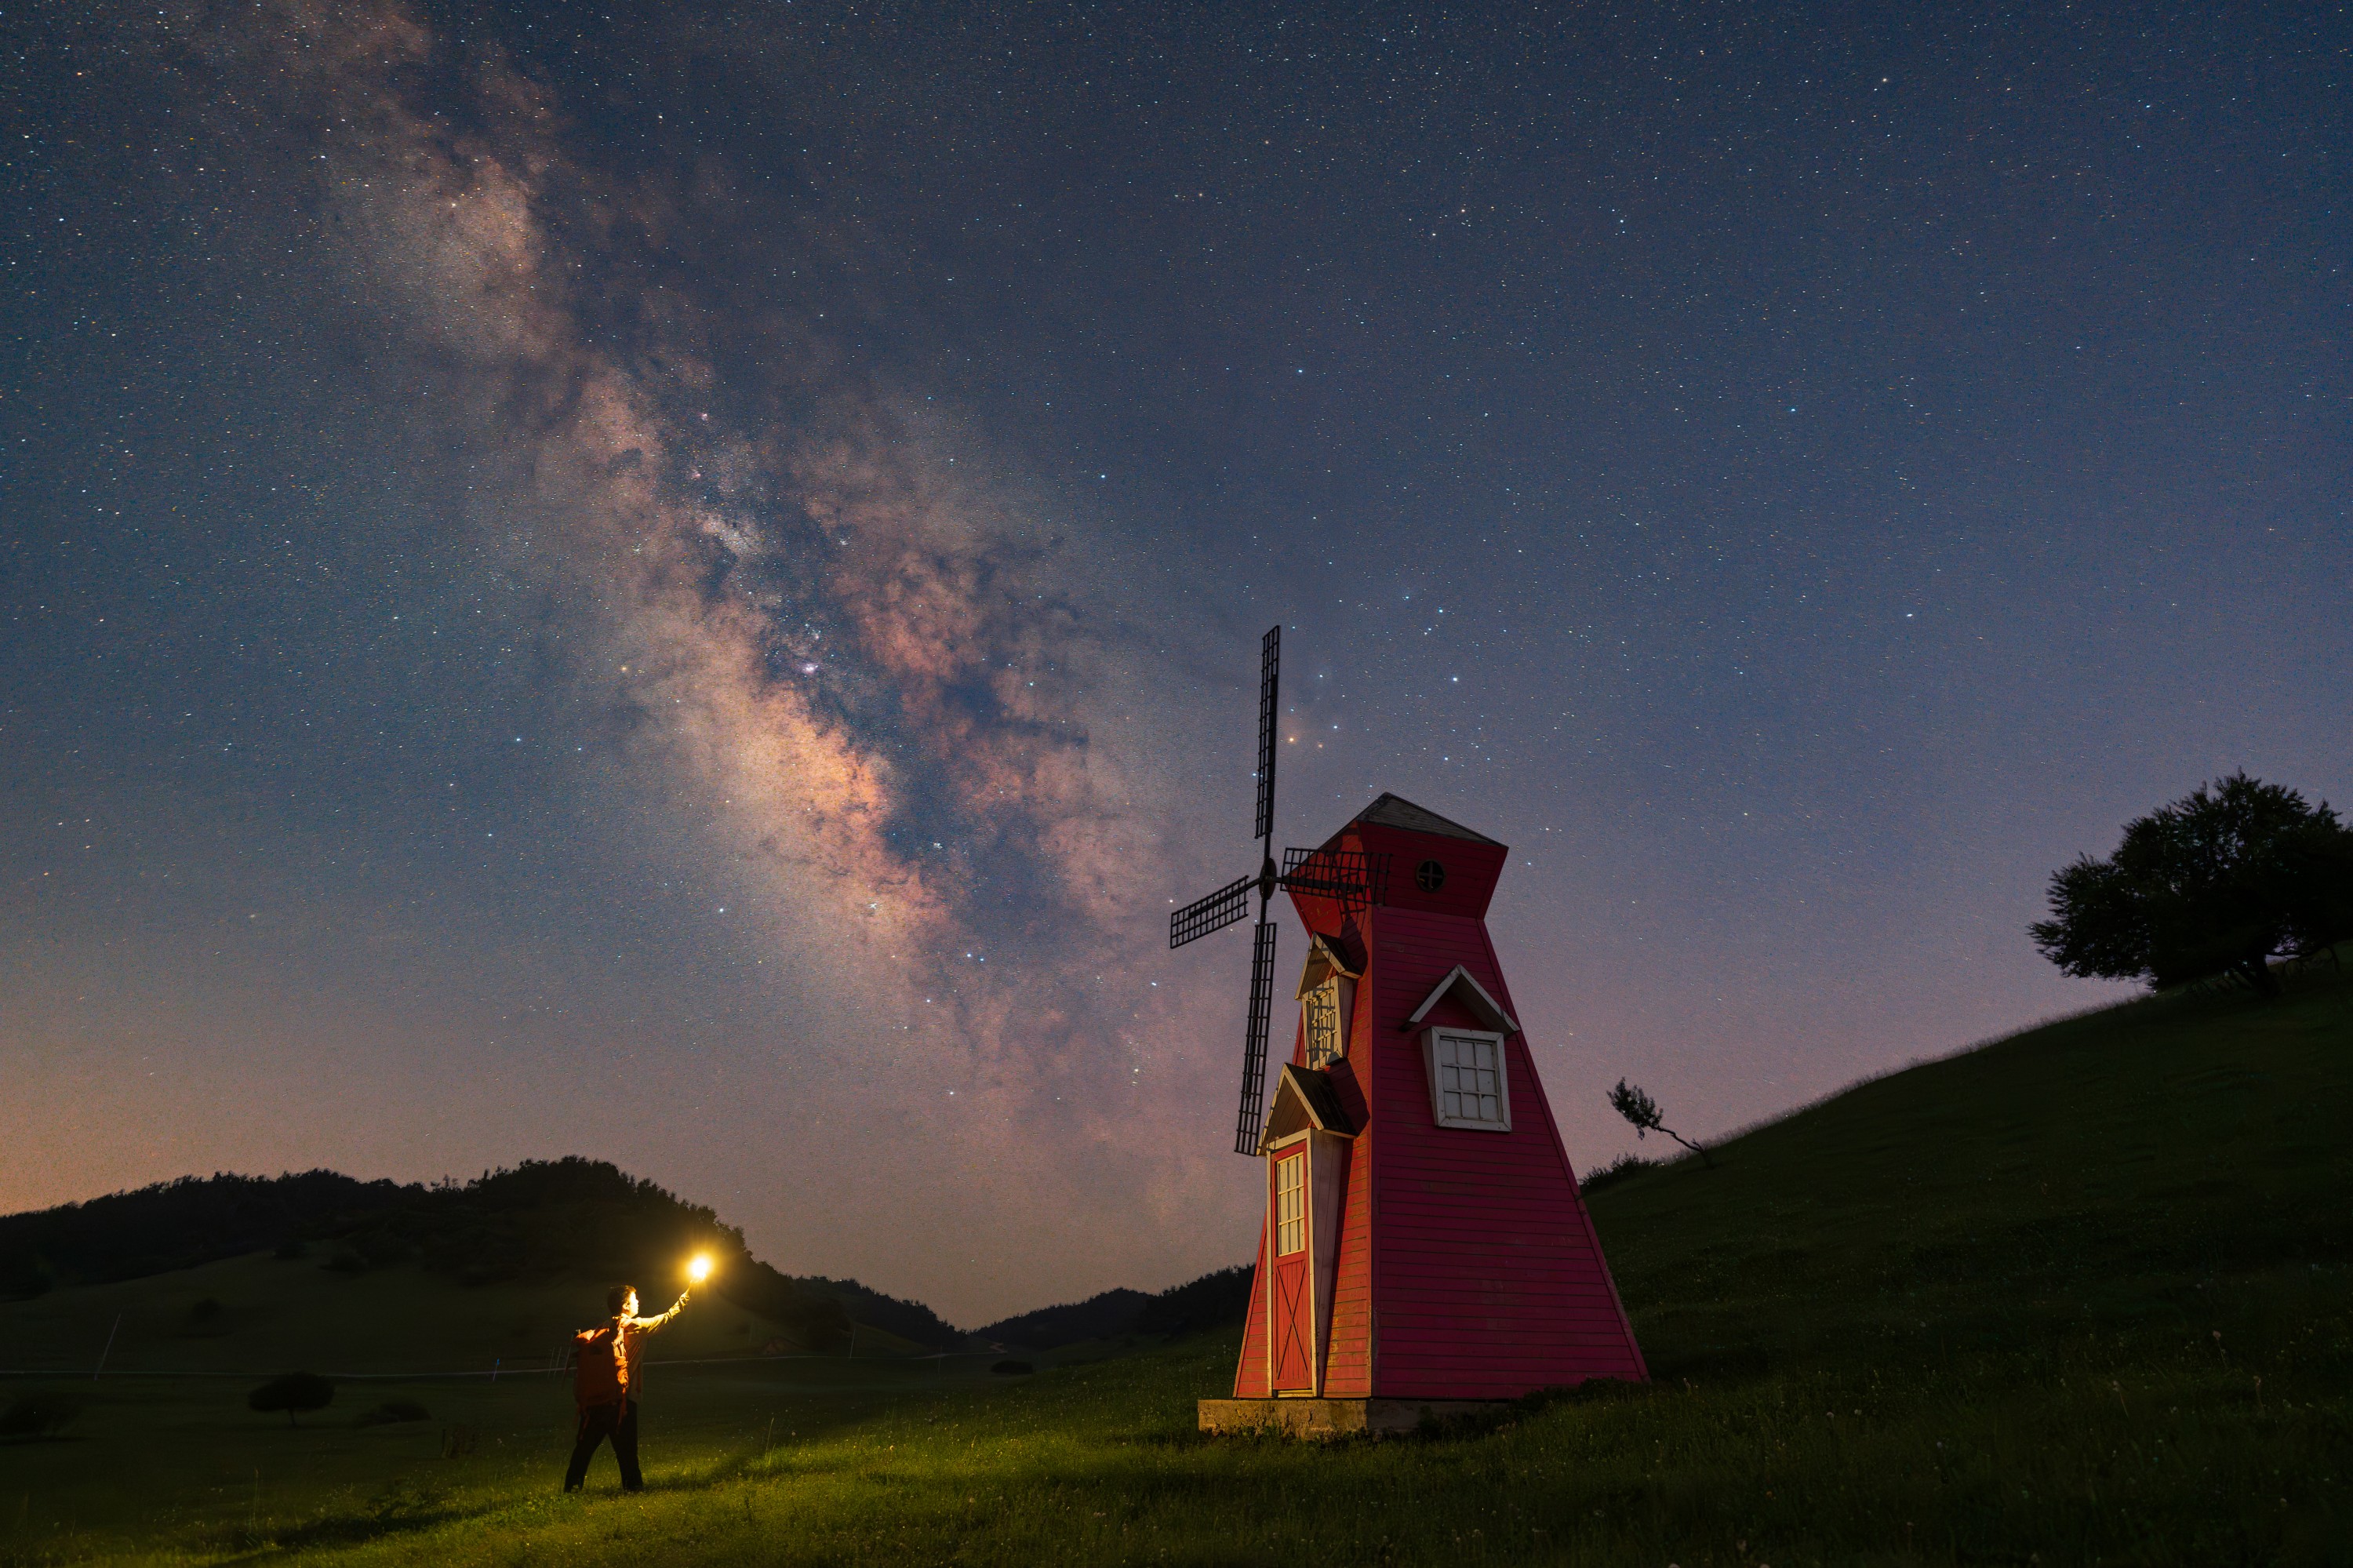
[2,2,2345,1326]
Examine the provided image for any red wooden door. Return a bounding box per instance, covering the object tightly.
[1268,1148,1313,1393]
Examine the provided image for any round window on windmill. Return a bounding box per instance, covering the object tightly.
[1416,859,1447,893]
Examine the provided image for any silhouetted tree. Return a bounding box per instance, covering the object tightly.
[1608,1079,1712,1167]
[2030,773,2353,997]
[248,1372,334,1427]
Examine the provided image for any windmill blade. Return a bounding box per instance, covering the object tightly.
[1232,919,1279,1155]
[1169,873,1253,949]
[1279,846,1392,911]
[1252,624,1281,843]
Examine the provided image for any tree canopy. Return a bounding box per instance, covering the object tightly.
[248,1372,334,1427]
[2030,773,2353,995]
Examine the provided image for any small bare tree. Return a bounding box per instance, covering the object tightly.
[248,1372,334,1427]
[1608,1079,1713,1168]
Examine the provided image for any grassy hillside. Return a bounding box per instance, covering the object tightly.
[1602,965,2351,1388]
[2,964,2346,1565]
[0,1252,858,1381]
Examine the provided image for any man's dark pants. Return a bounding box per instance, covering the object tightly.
[563,1398,642,1490]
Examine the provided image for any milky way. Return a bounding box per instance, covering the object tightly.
[4,2,2345,1322]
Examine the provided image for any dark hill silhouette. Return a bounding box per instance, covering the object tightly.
[1,1160,884,1350]
[1133,1264,1254,1336]
[976,1265,1253,1349]
[796,1276,967,1351]
[0,1170,409,1297]
[0,1159,748,1295]
[981,1286,1151,1348]
[1,1162,1251,1353]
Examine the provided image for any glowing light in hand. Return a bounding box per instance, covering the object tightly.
[688,1254,712,1284]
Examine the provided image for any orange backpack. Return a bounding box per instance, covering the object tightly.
[573,1326,623,1406]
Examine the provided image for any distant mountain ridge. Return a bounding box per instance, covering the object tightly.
[979,1287,1151,1348]
[0,1161,946,1348]
[0,1162,1247,1351]
[796,1275,966,1352]
[0,1170,408,1295]
[975,1266,1253,1349]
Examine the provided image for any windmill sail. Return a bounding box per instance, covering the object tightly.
[1235,919,1279,1155]
[1169,873,1253,949]
[1167,623,1291,1157]
[1253,626,1280,844]
[1279,846,1391,912]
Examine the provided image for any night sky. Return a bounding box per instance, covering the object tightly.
[3,2,2345,1326]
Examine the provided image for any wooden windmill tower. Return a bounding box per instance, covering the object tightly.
[1173,628,1646,1435]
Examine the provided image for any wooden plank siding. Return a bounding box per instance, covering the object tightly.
[1363,904,1646,1397]
[1464,914,1650,1385]
[1236,800,1644,1402]
[1321,1138,1377,1396]
[1320,1002,1378,1396]
[1231,1216,1273,1399]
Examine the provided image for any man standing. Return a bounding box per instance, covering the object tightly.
[564,1281,689,1492]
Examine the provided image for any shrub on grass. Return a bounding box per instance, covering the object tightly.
[249,1372,335,1426]
[1580,1152,1660,1195]
[0,1389,83,1439]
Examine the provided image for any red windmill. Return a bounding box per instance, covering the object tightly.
[1172,628,1646,1435]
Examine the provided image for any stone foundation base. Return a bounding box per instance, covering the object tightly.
[1197,1397,1510,1438]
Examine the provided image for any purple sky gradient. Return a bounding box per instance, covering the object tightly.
[2,0,2344,1324]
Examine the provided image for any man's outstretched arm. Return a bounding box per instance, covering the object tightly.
[625,1292,690,1333]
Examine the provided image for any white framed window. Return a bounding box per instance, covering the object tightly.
[1274,1150,1307,1254]
[1424,1028,1511,1131]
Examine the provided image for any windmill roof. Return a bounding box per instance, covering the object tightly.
[1351,792,1500,845]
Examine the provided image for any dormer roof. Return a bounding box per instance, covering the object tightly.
[1406,964,1520,1035]
[1257,1064,1358,1151]
[1294,930,1363,998]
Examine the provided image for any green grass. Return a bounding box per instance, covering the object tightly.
[5,964,2349,1565]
